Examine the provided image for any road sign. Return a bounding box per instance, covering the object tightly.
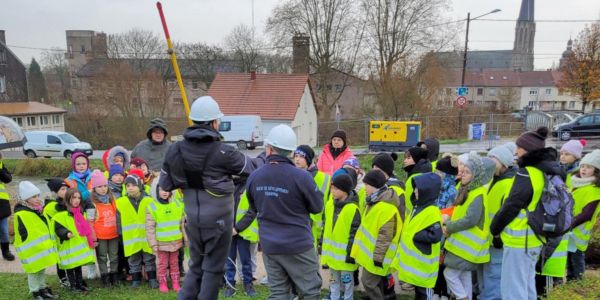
[456,96,467,107]
[456,87,469,96]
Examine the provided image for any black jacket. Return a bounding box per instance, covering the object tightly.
[14,203,47,242]
[410,174,443,255]
[419,138,440,163]
[53,203,73,243]
[0,162,12,218]
[490,148,566,236]
[405,158,433,178]
[234,152,268,232]
[322,191,361,262]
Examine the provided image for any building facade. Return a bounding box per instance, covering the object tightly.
[0,30,28,102]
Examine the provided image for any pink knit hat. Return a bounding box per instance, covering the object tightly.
[90,169,108,188]
[560,139,587,159]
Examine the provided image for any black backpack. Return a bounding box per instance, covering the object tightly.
[527,174,574,239]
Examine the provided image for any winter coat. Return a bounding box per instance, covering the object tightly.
[66,171,92,203]
[103,145,131,171]
[490,148,566,236]
[145,198,184,252]
[365,187,400,263]
[159,124,255,228]
[131,140,171,172]
[246,154,324,255]
[0,161,12,219]
[405,158,433,177]
[410,174,443,255]
[317,144,355,176]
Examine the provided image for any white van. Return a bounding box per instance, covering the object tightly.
[218,115,263,150]
[23,131,93,159]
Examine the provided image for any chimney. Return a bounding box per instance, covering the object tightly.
[292,34,310,74]
[93,32,108,58]
[250,70,256,80]
[0,30,5,44]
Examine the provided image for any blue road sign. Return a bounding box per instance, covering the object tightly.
[457,87,469,96]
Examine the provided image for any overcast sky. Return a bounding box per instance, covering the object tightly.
[1,0,599,70]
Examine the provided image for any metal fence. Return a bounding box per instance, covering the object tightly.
[318,113,526,146]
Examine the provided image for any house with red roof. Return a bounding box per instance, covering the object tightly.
[207,72,318,146]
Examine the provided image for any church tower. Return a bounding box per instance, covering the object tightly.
[511,0,535,71]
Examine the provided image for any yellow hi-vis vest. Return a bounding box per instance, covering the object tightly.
[116,195,153,257]
[321,199,359,271]
[571,184,600,251]
[404,173,422,216]
[51,211,96,270]
[148,199,184,243]
[13,210,58,273]
[43,200,60,223]
[0,161,8,201]
[445,186,490,264]
[357,186,367,214]
[310,171,330,246]
[486,176,515,241]
[395,205,442,288]
[540,235,568,277]
[351,201,401,276]
[236,192,259,243]
[501,166,546,248]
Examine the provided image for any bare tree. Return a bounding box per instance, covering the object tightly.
[266,0,364,114]
[41,48,70,104]
[177,42,227,88]
[225,24,264,72]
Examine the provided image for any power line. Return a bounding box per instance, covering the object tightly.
[478,18,599,23]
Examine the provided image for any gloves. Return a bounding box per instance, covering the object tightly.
[374,260,383,268]
[492,236,503,249]
[345,256,355,264]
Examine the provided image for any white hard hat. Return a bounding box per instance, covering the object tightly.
[189,96,225,122]
[265,124,297,151]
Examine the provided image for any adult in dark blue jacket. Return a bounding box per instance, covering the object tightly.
[245,125,324,300]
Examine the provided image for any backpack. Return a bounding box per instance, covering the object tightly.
[527,174,574,239]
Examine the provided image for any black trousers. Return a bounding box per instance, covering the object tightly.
[66,266,84,288]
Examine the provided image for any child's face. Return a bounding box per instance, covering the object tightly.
[293,154,308,169]
[330,185,347,201]
[74,156,88,173]
[460,167,473,185]
[126,183,141,195]
[365,184,377,196]
[140,164,149,175]
[94,185,108,195]
[560,151,577,166]
[111,173,124,184]
[113,156,124,167]
[403,154,415,167]
[70,192,81,208]
[515,147,527,158]
[580,164,596,178]
[492,157,504,176]
[26,195,42,207]
[57,186,68,199]
[457,162,465,179]
[158,187,171,200]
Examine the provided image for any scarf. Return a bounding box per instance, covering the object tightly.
[329,144,346,160]
[571,175,596,189]
[73,169,91,180]
[94,192,110,204]
[437,174,458,209]
[108,181,122,194]
[71,206,94,248]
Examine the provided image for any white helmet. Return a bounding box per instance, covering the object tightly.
[189,96,224,122]
[265,124,297,151]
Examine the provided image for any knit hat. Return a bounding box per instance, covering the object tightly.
[406,147,429,163]
[294,145,315,166]
[515,127,548,152]
[124,174,144,191]
[363,169,387,189]
[331,130,347,146]
[130,157,148,169]
[560,139,587,159]
[90,169,108,188]
[45,177,68,193]
[146,118,169,140]
[436,155,459,175]
[342,158,360,170]
[333,167,358,189]
[503,142,517,156]
[109,164,126,178]
[458,153,469,165]
[372,152,398,178]
[19,181,41,201]
[332,173,353,195]
[488,144,515,168]
[128,168,145,180]
[581,149,600,171]
[71,152,89,171]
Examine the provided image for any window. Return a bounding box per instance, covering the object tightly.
[52,114,61,124]
[0,75,5,93]
[12,117,23,126]
[500,88,509,96]
[488,88,496,96]
[326,84,332,91]
[528,101,536,107]
[0,49,6,64]
[529,89,538,95]
[68,45,73,58]
[80,45,86,53]
[40,115,49,125]
[27,116,37,126]
[579,116,594,125]
[47,135,61,144]
[569,101,575,109]
[335,84,343,93]
[445,88,452,95]
[545,88,552,95]
[477,88,483,96]
[192,81,199,90]
[58,133,79,143]
[219,121,231,132]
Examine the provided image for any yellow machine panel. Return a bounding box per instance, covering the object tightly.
[368,121,421,152]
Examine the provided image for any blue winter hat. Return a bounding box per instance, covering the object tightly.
[109,164,125,178]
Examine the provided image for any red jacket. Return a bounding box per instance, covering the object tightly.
[316,145,355,176]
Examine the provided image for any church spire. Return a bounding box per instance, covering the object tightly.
[512,0,535,71]
[518,0,534,22]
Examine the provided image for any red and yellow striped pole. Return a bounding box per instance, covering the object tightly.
[156,1,193,126]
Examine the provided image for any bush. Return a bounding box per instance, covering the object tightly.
[3,159,104,177]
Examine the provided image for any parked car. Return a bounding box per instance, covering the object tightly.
[218,115,263,150]
[552,113,600,141]
[23,131,93,159]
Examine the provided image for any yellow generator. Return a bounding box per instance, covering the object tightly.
[368,121,421,152]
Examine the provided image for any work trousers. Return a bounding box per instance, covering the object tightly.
[501,246,541,300]
[263,248,322,300]
[96,238,119,275]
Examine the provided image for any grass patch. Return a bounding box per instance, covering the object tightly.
[439,138,471,144]
[2,159,104,177]
[547,274,600,300]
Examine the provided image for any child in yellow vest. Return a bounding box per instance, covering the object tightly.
[43,177,70,287]
[52,189,97,294]
[322,174,361,300]
[560,139,586,188]
[13,181,59,300]
[568,149,600,280]
[146,177,185,293]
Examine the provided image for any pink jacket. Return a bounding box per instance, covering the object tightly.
[145,206,186,252]
[316,145,355,176]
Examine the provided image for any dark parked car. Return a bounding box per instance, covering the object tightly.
[553,113,600,141]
